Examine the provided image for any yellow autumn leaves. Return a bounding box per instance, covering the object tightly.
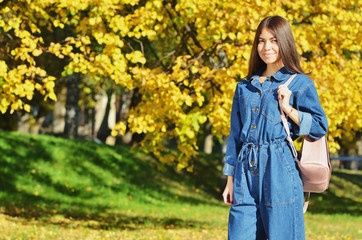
[0,0,361,168]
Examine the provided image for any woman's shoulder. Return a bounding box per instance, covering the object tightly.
[236,77,250,87]
[291,73,315,90]
[291,73,318,96]
[233,78,252,97]
[295,73,314,85]
[279,67,313,86]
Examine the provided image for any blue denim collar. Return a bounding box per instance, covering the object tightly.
[249,66,294,82]
[272,66,294,81]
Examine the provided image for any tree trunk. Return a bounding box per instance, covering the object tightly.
[128,88,144,145]
[96,90,112,143]
[63,73,80,139]
[203,122,213,154]
[91,107,96,138]
[115,94,123,145]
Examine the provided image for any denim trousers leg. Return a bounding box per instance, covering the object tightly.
[228,145,267,240]
[260,142,305,240]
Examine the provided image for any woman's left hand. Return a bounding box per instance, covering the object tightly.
[277,84,292,112]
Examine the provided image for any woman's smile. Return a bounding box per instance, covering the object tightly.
[263,52,276,57]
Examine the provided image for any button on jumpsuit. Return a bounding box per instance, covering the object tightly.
[223,67,328,240]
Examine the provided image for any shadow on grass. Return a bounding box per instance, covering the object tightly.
[183,152,226,205]
[3,203,205,231]
[2,131,360,230]
[0,133,52,195]
[0,131,220,230]
[333,171,362,189]
[38,213,204,231]
[306,170,362,216]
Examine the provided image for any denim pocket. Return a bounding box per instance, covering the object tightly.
[263,146,296,206]
[261,88,282,122]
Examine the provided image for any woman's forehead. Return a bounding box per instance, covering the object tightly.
[259,28,276,39]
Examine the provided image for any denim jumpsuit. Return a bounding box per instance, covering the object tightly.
[223,67,328,240]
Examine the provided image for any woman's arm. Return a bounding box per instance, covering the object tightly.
[223,85,243,176]
[278,79,328,138]
[222,84,243,205]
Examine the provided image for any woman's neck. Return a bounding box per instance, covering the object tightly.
[263,62,284,77]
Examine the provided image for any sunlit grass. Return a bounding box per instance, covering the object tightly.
[0,131,361,239]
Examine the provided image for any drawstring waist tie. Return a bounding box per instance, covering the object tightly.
[238,143,258,168]
[237,139,297,168]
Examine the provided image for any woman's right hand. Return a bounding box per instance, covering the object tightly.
[223,176,234,205]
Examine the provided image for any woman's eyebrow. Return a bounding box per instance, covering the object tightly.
[258,36,277,40]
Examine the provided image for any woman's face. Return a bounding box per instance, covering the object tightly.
[257,28,283,67]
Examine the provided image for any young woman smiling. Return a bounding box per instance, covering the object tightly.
[222,16,328,240]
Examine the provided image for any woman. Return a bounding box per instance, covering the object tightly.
[222,16,328,240]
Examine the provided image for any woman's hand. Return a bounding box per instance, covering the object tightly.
[277,84,292,112]
[277,84,300,126]
[223,176,234,205]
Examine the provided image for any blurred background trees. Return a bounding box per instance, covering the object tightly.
[0,0,361,169]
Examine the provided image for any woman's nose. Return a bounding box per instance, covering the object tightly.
[264,40,271,49]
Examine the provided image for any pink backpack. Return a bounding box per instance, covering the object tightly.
[280,74,332,213]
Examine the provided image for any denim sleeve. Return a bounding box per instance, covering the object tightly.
[223,86,242,176]
[294,83,328,139]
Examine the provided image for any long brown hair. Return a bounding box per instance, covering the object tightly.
[246,16,306,79]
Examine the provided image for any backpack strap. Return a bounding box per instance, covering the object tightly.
[279,74,311,214]
[279,74,298,158]
[303,192,310,214]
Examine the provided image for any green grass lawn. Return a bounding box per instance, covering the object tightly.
[0,131,361,239]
